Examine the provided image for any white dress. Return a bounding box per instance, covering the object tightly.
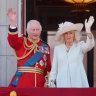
[49,36,95,88]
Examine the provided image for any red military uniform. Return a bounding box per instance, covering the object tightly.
[8,27,51,88]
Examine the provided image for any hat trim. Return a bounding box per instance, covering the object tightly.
[56,23,83,36]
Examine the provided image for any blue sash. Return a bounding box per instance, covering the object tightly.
[11,42,48,87]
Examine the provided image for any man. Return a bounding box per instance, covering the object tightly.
[7,8,51,88]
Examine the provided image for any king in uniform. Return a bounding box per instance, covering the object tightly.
[7,8,51,88]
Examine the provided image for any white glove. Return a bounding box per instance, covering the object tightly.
[85,16,94,33]
[48,80,56,88]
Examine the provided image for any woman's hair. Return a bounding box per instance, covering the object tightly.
[27,20,42,31]
[58,30,81,43]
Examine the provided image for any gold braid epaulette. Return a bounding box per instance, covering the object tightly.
[14,37,36,60]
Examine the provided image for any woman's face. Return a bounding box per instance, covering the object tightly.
[64,31,75,44]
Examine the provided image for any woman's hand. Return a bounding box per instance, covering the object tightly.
[7,8,17,27]
[85,16,94,33]
[48,80,56,88]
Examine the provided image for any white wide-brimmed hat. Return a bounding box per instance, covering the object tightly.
[56,21,83,40]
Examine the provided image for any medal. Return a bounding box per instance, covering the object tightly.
[37,46,49,54]
[40,60,44,66]
[43,55,47,61]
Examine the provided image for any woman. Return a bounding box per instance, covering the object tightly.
[49,16,95,88]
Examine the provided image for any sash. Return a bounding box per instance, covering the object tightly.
[11,42,48,87]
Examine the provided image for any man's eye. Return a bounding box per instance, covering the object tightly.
[36,29,40,31]
[32,29,35,31]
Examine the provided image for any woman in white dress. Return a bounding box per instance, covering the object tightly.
[49,16,95,88]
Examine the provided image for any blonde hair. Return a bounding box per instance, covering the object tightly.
[56,30,81,43]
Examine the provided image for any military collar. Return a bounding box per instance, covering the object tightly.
[28,37,40,44]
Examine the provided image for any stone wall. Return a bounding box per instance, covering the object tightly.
[0,0,18,87]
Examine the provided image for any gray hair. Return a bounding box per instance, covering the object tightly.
[27,20,42,31]
[59,31,81,43]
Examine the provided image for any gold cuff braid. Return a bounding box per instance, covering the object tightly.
[8,31,18,35]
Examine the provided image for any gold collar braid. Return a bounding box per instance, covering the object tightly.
[14,37,40,60]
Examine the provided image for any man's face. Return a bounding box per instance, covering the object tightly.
[27,22,41,40]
